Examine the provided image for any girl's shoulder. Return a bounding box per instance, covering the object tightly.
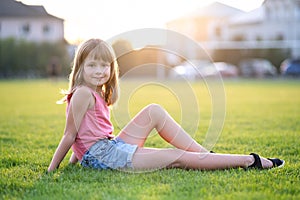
[72,86,94,99]
[70,86,96,109]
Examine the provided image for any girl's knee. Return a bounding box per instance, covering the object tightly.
[147,103,165,117]
[146,103,163,110]
[146,104,167,130]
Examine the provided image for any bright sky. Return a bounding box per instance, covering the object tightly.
[19,0,264,44]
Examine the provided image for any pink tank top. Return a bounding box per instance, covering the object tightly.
[69,86,114,160]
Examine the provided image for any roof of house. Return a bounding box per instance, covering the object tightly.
[0,0,63,20]
[228,7,264,25]
[185,2,245,18]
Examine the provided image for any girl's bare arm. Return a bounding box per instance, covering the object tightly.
[48,87,93,172]
[69,152,78,164]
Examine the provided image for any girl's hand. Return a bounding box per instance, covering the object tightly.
[69,152,78,164]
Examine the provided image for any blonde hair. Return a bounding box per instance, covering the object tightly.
[62,39,119,106]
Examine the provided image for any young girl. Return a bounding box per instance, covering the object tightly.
[47,39,284,172]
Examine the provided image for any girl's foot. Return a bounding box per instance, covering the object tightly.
[248,153,285,169]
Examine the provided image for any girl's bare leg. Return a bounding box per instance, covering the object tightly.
[131,148,273,171]
[117,104,208,152]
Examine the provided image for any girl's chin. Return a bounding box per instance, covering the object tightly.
[96,81,105,86]
[97,79,109,86]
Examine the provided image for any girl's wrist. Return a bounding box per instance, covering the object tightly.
[47,167,53,173]
[47,164,59,172]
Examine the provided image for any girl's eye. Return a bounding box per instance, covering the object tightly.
[103,62,110,66]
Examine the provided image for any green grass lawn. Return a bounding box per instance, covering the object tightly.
[0,79,299,200]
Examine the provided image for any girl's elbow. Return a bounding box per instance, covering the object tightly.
[64,131,77,141]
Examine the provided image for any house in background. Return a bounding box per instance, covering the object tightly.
[0,0,64,42]
[166,0,300,61]
[167,2,244,42]
[166,2,244,60]
[209,0,300,58]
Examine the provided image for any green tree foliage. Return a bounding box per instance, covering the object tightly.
[0,38,71,78]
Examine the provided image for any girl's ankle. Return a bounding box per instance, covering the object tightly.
[246,155,255,168]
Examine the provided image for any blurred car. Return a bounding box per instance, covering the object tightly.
[211,62,239,78]
[169,60,212,80]
[280,59,290,74]
[239,58,277,78]
[281,59,300,77]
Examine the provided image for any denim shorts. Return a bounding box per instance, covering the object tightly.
[81,137,138,170]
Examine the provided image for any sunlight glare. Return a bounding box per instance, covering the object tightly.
[19,0,264,43]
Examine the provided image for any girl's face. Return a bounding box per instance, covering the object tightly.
[82,55,111,89]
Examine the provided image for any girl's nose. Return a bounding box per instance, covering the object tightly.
[96,66,104,74]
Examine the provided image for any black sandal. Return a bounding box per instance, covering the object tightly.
[267,157,285,168]
[248,153,263,169]
[248,153,285,169]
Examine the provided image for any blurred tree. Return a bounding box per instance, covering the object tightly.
[0,38,70,78]
[112,39,133,58]
[112,39,134,76]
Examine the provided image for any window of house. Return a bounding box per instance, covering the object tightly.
[232,34,245,41]
[256,36,263,41]
[43,24,50,35]
[215,26,222,37]
[22,23,30,35]
[275,34,284,40]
